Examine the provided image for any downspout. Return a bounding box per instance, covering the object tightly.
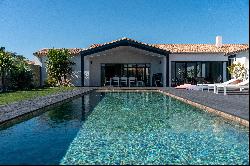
[81,51,85,87]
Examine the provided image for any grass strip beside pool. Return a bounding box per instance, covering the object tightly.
[0,87,76,105]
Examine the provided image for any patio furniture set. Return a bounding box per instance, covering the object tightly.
[175,78,249,95]
[104,77,145,87]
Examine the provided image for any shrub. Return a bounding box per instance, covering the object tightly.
[0,49,34,91]
[227,63,248,80]
[46,48,75,87]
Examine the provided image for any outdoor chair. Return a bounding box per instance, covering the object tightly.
[104,77,111,86]
[137,80,145,87]
[197,78,239,92]
[215,79,249,95]
[112,77,120,87]
[129,77,136,87]
[120,77,128,86]
[175,84,192,89]
[186,85,203,90]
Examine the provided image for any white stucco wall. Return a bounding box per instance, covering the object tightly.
[40,56,48,86]
[70,56,82,86]
[169,53,227,61]
[84,56,90,86]
[233,50,249,79]
[87,46,164,86]
[234,50,249,69]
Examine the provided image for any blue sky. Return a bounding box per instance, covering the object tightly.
[0,0,249,60]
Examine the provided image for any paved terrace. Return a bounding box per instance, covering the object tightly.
[160,87,249,121]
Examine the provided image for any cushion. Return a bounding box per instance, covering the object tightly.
[230,79,242,85]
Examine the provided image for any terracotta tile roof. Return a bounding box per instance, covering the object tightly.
[34,37,249,57]
[34,48,85,57]
[152,44,249,55]
[83,37,164,52]
[26,60,40,65]
[26,60,35,65]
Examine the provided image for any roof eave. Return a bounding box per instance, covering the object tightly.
[80,38,171,56]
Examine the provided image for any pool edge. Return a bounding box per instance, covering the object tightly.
[96,88,249,128]
[159,90,249,128]
[0,88,96,126]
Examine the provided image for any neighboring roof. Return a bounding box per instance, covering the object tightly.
[34,37,249,57]
[26,60,35,65]
[34,48,85,56]
[26,60,40,65]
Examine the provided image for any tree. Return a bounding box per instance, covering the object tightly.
[0,49,34,91]
[46,48,75,86]
[0,47,5,51]
[0,50,14,91]
[10,55,34,90]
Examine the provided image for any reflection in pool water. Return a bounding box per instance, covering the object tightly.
[0,91,249,165]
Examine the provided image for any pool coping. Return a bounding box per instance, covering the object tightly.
[158,90,249,127]
[0,87,96,125]
[96,88,249,127]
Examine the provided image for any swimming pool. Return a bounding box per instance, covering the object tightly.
[0,91,249,164]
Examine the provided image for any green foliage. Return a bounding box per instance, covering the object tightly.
[0,49,34,91]
[0,47,5,52]
[46,48,75,87]
[0,50,14,91]
[44,78,57,87]
[0,50,14,73]
[227,62,248,80]
[9,55,34,90]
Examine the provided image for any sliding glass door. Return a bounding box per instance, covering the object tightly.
[101,63,151,86]
[171,61,225,86]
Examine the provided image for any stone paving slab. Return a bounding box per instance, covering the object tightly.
[0,87,96,124]
[160,87,249,121]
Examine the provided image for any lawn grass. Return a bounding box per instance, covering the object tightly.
[0,87,76,105]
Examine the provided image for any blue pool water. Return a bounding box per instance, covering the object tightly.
[0,91,249,165]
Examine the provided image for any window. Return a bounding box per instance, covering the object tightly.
[101,63,151,86]
[171,61,226,86]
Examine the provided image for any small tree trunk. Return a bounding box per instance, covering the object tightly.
[2,71,6,92]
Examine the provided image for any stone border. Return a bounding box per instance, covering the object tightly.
[96,88,249,127]
[96,89,160,93]
[0,87,95,125]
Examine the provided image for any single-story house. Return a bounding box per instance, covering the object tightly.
[34,36,249,87]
